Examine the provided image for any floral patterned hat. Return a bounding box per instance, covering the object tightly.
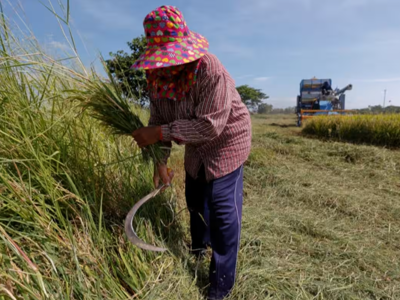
[131,5,209,70]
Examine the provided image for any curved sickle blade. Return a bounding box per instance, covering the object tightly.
[124,185,167,252]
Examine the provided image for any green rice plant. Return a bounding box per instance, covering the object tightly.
[302,114,400,147]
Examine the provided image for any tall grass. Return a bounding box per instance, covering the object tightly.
[302,114,400,147]
[0,1,184,298]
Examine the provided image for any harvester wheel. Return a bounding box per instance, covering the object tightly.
[297,117,302,127]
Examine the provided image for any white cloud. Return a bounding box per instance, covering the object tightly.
[211,38,255,58]
[339,0,393,9]
[235,74,254,80]
[48,41,70,52]
[235,0,397,22]
[75,0,136,29]
[254,77,271,82]
[355,78,400,83]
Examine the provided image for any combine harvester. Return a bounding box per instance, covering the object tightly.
[296,78,353,127]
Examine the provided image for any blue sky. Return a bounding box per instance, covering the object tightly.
[5,0,400,108]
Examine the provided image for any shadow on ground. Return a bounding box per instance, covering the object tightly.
[187,254,211,298]
[269,123,297,128]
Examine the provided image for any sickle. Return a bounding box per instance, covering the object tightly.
[124,185,168,252]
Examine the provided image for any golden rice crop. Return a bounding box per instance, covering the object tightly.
[302,114,400,147]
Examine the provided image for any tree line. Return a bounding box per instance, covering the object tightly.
[355,105,400,114]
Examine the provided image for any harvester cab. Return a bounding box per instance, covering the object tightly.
[296,78,353,127]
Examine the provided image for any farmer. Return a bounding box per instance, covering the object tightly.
[321,81,333,96]
[131,6,251,300]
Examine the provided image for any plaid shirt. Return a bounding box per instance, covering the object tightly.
[149,53,251,181]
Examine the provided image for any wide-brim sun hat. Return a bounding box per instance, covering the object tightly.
[131,5,209,70]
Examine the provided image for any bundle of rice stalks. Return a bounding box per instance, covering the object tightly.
[68,63,165,163]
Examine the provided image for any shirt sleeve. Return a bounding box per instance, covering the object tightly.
[148,98,172,164]
[160,71,231,145]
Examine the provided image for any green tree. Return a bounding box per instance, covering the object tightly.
[385,105,400,113]
[236,85,268,110]
[257,103,273,114]
[106,35,148,106]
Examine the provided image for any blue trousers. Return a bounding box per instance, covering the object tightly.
[185,165,244,300]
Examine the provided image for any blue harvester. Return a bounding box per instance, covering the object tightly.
[296,78,353,127]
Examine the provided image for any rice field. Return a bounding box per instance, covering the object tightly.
[302,114,400,148]
[1,2,400,300]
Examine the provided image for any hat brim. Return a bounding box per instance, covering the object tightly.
[131,31,209,70]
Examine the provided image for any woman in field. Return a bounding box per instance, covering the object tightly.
[131,6,251,300]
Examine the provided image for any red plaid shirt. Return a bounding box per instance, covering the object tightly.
[149,53,251,181]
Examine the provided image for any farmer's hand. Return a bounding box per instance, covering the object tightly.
[154,164,174,189]
[132,126,161,148]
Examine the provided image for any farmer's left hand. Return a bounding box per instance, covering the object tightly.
[132,126,161,148]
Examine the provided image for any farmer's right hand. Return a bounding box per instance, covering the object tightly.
[154,164,174,188]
